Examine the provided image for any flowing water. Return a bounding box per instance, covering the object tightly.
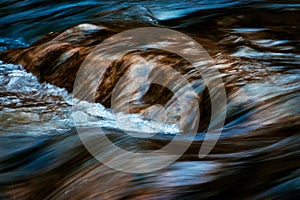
[0,0,300,199]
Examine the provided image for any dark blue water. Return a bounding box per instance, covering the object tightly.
[1,0,299,43]
[0,1,300,199]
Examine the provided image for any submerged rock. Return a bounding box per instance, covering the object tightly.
[1,19,299,133]
[0,22,219,132]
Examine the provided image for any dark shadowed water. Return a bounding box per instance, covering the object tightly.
[0,0,300,199]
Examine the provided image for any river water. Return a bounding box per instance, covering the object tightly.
[0,0,300,199]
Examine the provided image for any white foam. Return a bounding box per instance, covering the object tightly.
[0,61,179,135]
